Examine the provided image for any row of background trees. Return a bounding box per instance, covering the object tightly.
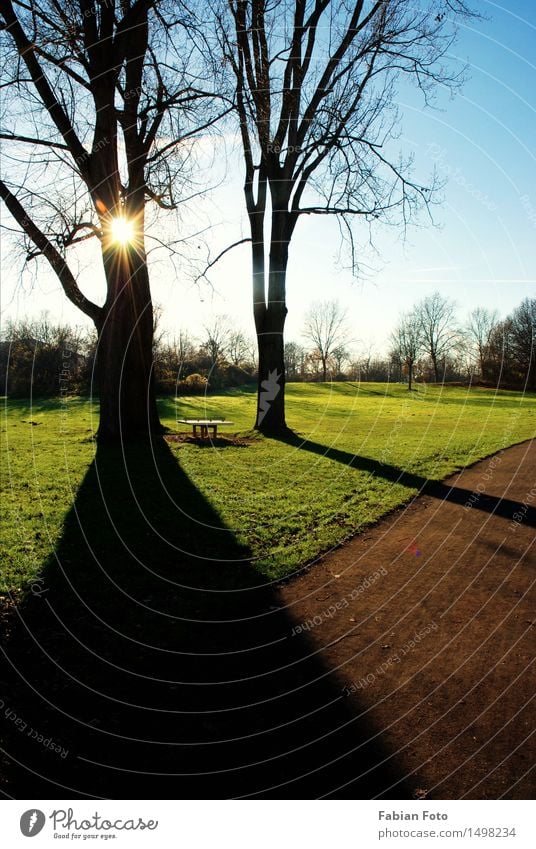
[2,294,534,397]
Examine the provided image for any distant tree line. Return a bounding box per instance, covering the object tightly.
[388,294,535,391]
[154,317,257,395]
[287,294,535,391]
[0,317,95,398]
[1,296,534,397]
[0,315,257,398]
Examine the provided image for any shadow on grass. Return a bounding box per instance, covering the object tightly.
[164,434,252,449]
[274,432,536,528]
[1,438,410,799]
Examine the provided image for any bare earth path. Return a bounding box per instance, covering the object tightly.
[276,438,536,799]
[1,439,534,799]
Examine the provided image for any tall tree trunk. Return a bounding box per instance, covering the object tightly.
[254,234,289,434]
[255,304,287,432]
[96,243,161,441]
[408,360,413,391]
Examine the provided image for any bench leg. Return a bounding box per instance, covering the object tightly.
[193,425,197,438]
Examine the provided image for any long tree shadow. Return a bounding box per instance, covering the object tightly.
[276,432,536,527]
[1,438,411,799]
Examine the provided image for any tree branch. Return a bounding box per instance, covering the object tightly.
[1,0,91,172]
[194,237,252,285]
[0,132,71,151]
[0,179,103,326]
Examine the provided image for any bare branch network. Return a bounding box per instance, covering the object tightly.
[0,0,227,321]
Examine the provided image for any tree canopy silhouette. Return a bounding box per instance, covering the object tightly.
[0,0,221,439]
[215,0,478,432]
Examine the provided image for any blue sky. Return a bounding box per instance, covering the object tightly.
[2,0,535,356]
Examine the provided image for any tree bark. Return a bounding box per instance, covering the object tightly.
[255,305,287,433]
[96,243,161,441]
[408,360,413,391]
[254,225,289,434]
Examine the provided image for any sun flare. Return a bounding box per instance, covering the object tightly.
[110,216,135,245]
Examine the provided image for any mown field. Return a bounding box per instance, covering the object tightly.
[1,382,535,591]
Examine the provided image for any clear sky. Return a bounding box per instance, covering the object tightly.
[1,0,535,357]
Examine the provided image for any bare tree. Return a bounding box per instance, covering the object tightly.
[284,341,306,381]
[245,336,259,370]
[467,307,499,379]
[358,343,375,382]
[155,329,196,380]
[347,359,362,381]
[227,329,250,367]
[510,298,536,390]
[486,319,514,386]
[201,315,231,374]
[0,0,220,440]
[331,345,350,377]
[175,330,196,373]
[305,348,323,381]
[417,292,460,382]
[303,301,349,381]
[482,300,535,390]
[215,0,477,432]
[388,346,403,383]
[391,310,422,390]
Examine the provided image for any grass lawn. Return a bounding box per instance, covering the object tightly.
[1,382,535,591]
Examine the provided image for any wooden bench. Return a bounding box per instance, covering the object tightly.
[177,419,234,439]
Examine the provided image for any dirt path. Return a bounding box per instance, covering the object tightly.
[1,439,534,800]
[276,439,536,799]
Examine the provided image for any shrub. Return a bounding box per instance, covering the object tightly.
[177,373,208,395]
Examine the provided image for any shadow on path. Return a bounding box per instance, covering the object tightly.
[275,432,536,528]
[1,439,410,799]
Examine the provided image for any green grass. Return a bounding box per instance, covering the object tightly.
[2,383,535,590]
